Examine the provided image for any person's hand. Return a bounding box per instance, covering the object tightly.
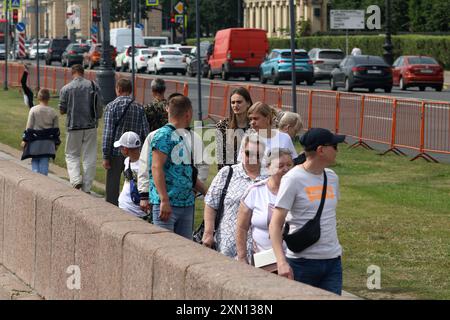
[140,199,150,212]
[102,159,111,170]
[159,199,172,222]
[277,261,294,280]
[201,231,215,249]
[20,141,26,149]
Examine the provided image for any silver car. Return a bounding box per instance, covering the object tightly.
[308,48,345,80]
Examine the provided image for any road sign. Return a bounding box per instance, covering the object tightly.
[175,14,183,25]
[10,0,21,9]
[16,22,25,32]
[330,10,365,29]
[136,23,144,30]
[90,25,98,34]
[174,1,184,14]
[146,0,159,6]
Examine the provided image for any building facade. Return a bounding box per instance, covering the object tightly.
[244,0,329,37]
[14,0,162,40]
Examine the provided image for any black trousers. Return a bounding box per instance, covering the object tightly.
[105,155,125,206]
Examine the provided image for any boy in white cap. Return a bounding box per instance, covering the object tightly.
[114,131,148,220]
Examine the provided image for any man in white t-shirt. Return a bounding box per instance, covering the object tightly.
[114,131,148,219]
[269,128,346,295]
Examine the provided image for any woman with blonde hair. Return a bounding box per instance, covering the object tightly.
[238,102,298,168]
[278,111,303,140]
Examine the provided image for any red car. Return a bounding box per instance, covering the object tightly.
[392,55,444,91]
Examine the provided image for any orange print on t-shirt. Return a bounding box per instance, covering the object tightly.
[304,186,335,202]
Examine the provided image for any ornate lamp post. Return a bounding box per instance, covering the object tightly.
[96,0,116,105]
[383,0,394,65]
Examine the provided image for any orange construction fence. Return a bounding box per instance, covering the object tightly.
[0,62,189,108]
[206,81,450,161]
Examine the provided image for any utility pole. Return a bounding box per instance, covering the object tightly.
[182,0,187,44]
[383,0,394,66]
[195,0,202,122]
[35,0,40,91]
[237,0,242,27]
[289,0,297,113]
[131,0,136,99]
[3,0,9,91]
[96,0,116,105]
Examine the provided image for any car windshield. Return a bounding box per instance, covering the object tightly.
[0,44,5,50]
[408,57,438,65]
[280,51,309,59]
[53,40,71,48]
[179,47,193,55]
[318,51,344,60]
[71,45,89,53]
[354,56,386,65]
[161,50,182,56]
[141,50,152,55]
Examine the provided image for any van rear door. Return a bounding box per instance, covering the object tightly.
[230,30,268,68]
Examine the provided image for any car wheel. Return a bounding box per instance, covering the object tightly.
[306,79,314,86]
[181,71,186,76]
[344,78,352,92]
[369,88,375,93]
[221,67,229,81]
[208,67,214,80]
[260,70,267,84]
[330,77,337,91]
[385,87,392,93]
[245,74,251,81]
[271,70,279,85]
[435,85,443,92]
[399,77,407,91]
[155,65,160,75]
[419,86,426,91]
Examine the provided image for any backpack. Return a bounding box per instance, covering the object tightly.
[90,81,103,121]
[144,99,168,132]
[124,160,140,205]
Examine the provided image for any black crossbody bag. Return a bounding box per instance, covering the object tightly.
[193,166,234,248]
[282,171,328,253]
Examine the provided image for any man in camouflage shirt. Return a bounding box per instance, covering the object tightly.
[144,78,168,132]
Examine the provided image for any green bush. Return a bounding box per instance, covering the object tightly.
[268,35,450,69]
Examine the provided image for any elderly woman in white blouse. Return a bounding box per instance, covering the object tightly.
[202,134,267,258]
[235,148,294,264]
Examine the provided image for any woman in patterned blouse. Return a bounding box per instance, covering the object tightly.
[203,134,267,259]
[215,87,253,170]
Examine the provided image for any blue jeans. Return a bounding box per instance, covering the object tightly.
[287,256,342,295]
[152,205,194,240]
[31,157,49,176]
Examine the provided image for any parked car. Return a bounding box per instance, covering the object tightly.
[308,48,345,80]
[178,45,195,57]
[29,43,49,60]
[392,55,444,92]
[207,28,269,81]
[330,55,393,93]
[186,44,209,77]
[115,45,150,72]
[83,44,117,69]
[45,38,71,65]
[146,49,187,75]
[0,43,6,60]
[259,49,314,85]
[61,43,90,67]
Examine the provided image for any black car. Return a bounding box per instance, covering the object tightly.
[330,55,393,93]
[61,43,90,67]
[45,38,71,65]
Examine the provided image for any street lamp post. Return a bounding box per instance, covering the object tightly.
[383,0,394,66]
[96,0,116,105]
[289,0,297,113]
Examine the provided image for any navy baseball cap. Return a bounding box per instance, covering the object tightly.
[300,128,346,151]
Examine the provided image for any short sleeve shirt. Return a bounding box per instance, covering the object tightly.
[275,166,342,260]
[149,124,194,207]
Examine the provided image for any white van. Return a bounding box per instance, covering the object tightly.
[110,28,145,53]
[143,36,169,48]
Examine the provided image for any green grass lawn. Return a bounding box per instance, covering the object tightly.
[1,89,449,299]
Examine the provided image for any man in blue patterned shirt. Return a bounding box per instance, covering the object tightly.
[102,79,149,206]
[150,95,206,239]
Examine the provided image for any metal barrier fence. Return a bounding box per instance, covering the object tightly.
[206,81,450,161]
[0,62,188,108]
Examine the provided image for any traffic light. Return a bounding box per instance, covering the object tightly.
[92,8,100,22]
[170,13,175,26]
[12,9,18,24]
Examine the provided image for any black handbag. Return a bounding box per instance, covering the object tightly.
[193,166,234,247]
[282,171,328,253]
